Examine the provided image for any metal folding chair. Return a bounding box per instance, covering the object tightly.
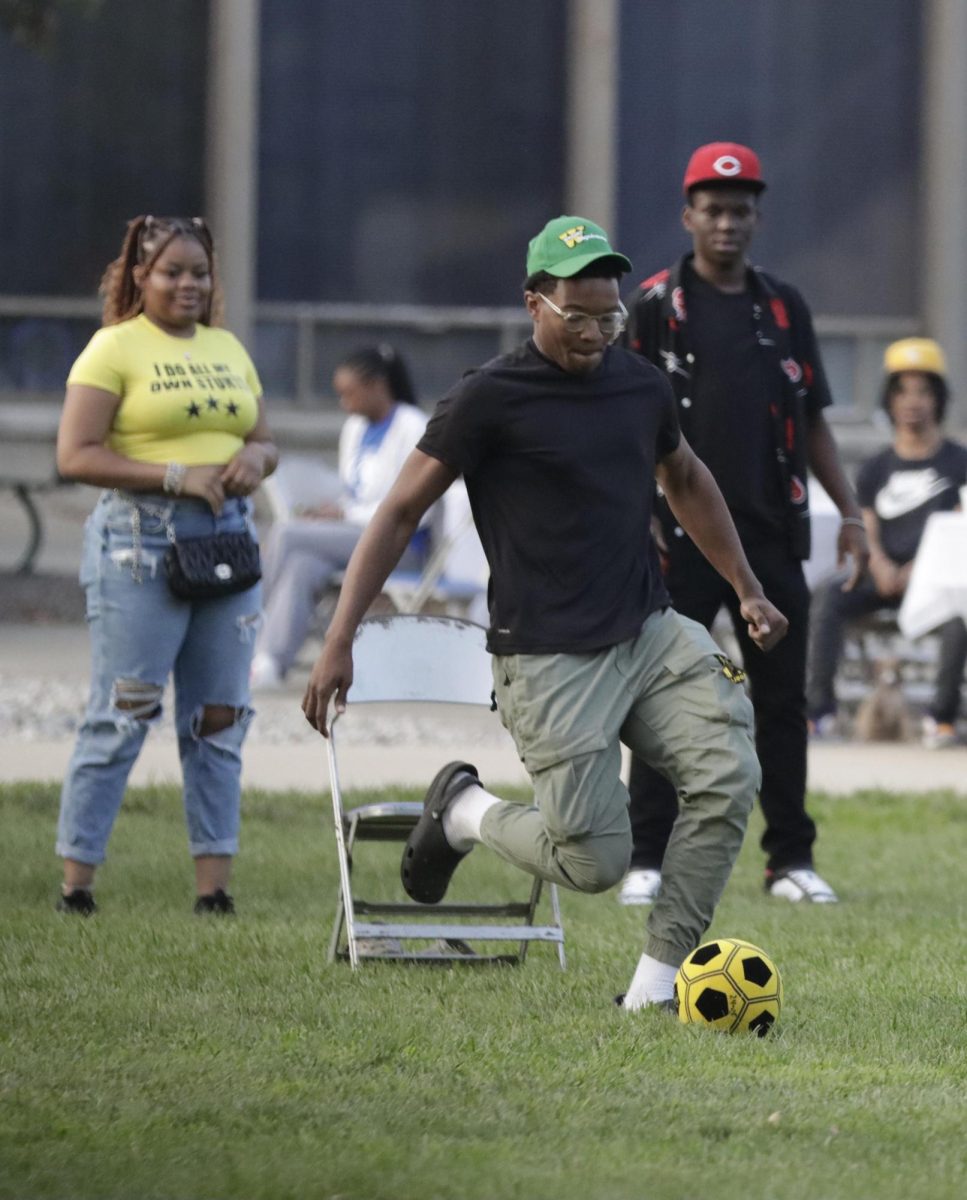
[326,614,566,968]
[263,463,487,626]
[383,481,488,621]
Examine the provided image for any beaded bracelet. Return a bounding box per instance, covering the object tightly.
[162,462,187,496]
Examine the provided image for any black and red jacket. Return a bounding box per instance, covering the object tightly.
[626,254,832,559]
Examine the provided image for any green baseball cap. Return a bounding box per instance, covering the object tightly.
[526,215,632,279]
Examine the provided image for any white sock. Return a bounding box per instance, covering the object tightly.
[622,953,679,1010]
[441,782,501,852]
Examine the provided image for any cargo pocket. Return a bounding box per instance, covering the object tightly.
[492,651,609,775]
[660,618,752,731]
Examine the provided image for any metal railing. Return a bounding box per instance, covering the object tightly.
[0,293,921,430]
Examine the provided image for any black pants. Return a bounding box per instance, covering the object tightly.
[628,536,814,875]
[806,572,967,724]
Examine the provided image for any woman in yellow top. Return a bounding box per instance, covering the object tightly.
[54,215,278,916]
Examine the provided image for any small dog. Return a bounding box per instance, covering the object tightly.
[852,659,917,743]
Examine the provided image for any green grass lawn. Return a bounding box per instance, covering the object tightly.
[1,782,965,1200]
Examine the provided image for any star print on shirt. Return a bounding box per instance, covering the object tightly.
[185,401,202,418]
[225,401,240,417]
[206,398,220,412]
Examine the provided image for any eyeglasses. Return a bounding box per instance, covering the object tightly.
[537,292,628,340]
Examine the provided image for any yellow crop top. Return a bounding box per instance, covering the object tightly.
[66,314,262,466]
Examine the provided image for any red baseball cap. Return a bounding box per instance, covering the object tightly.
[683,142,765,195]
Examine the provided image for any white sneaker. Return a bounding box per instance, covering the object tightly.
[921,717,958,750]
[250,653,284,691]
[617,868,662,906]
[767,868,838,904]
[807,712,841,741]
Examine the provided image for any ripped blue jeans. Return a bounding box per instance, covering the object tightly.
[57,490,261,865]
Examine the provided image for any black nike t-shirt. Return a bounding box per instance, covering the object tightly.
[418,340,681,654]
[856,439,967,563]
[683,270,785,541]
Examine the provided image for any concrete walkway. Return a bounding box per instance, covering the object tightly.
[2,621,965,795]
[1,477,965,796]
[0,623,529,791]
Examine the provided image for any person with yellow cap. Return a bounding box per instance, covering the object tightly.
[807,338,967,748]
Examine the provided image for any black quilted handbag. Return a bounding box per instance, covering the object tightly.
[164,531,261,600]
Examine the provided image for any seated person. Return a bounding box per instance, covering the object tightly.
[251,345,429,688]
[806,338,967,747]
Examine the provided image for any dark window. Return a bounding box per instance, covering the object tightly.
[616,0,920,317]
[258,0,566,304]
[0,0,208,297]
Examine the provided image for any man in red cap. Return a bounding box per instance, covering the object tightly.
[620,142,869,906]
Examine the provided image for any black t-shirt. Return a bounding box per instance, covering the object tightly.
[418,339,681,654]
[683,269,785,541]
[856,439,967,564]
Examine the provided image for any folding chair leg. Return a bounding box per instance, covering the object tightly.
[549,884,566,969]
[327,734,361,969]
[328,893,346,964]
[514,877,567,968]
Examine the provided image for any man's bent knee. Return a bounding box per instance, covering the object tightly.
[556,833,630,894]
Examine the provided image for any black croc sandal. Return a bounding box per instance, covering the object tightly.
[401,761,480,903]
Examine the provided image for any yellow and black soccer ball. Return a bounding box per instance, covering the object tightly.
[674,937,782,1037]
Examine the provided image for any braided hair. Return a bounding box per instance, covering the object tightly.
[337,344,418,406]
[99,215,224,328]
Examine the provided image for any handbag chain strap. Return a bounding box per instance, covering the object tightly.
[115,492,176,584]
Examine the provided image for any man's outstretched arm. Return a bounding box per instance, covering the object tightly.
[656,436,789,651]
[302,449,457,735]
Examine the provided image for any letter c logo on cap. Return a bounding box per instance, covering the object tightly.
[713,155,742,177]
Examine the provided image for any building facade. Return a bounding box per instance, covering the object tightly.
[0,0,962,416]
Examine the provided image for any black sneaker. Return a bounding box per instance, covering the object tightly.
[56,888,97,916]
[193,888,236,915]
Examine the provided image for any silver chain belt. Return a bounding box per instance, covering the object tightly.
[114,492,176,584]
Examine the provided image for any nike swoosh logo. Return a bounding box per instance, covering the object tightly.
[874,471,954,520]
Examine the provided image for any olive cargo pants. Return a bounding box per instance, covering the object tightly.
[483,607,759,965]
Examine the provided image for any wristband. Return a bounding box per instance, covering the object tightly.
[162,462,187,496]
[840,517,865,529]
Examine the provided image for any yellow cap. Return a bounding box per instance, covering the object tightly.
[883,337,947,378]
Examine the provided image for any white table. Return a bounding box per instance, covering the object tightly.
[898,512,967,638]
[803,482,843,590]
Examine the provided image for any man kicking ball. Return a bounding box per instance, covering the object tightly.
[302,215,787,1010]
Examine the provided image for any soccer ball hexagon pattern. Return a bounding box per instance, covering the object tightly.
[674,937,782,1036]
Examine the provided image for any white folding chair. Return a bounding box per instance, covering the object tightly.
[382,480,488,621]
[261,459,485,624]
[326,614,566,969]
[260,453,343,521]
